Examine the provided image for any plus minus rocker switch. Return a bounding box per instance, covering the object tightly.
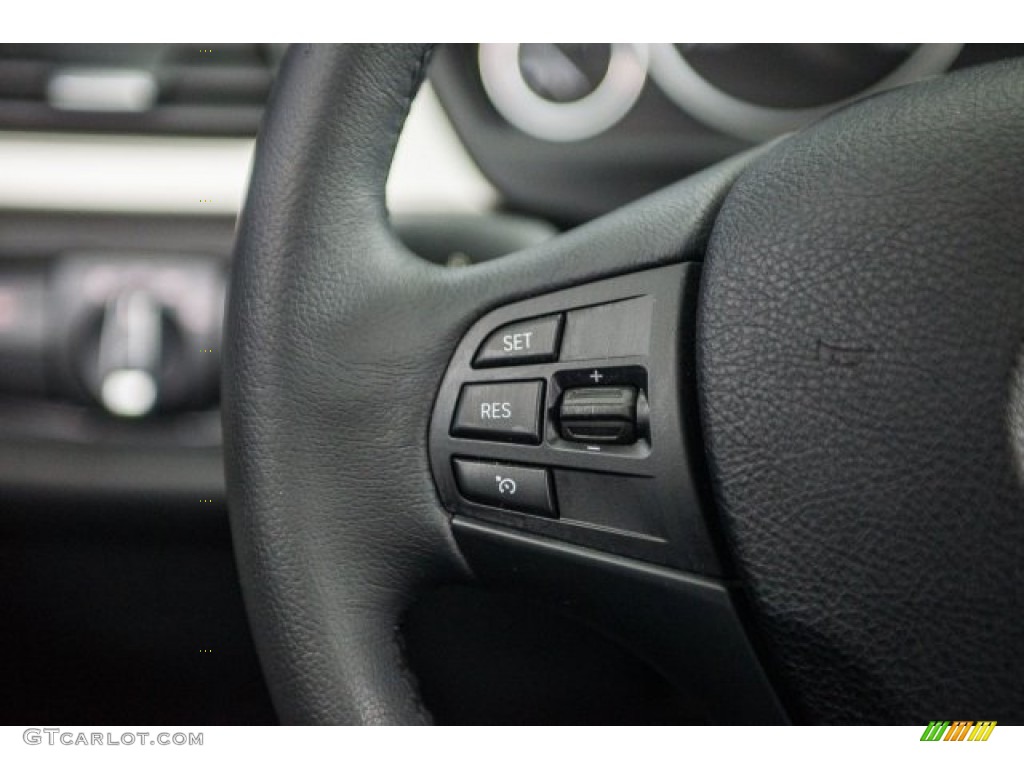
[559,385,639,445]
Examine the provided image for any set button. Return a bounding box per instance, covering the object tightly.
[473,314,563,368]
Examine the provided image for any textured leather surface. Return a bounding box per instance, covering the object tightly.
[224,44,766,724]
[699,60,1024,723]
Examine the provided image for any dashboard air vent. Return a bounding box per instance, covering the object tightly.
[0,44,283,136]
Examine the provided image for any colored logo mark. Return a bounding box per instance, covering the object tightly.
[920,721,996,742]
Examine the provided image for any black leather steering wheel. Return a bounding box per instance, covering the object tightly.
[223,44,1024,724]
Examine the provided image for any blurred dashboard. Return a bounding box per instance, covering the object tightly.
[431,44,1024,223]
[1,43,1023,494]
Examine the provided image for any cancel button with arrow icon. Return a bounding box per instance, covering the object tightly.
[452,459,556,517]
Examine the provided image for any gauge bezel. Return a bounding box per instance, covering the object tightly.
[649,43,965,142]
[478,43,649,143]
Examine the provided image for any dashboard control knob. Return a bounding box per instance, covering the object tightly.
[96,289,162,417]
[53,254,224,418]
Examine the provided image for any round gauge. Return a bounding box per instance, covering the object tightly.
[649,44,964,142]
[478,43,649,142]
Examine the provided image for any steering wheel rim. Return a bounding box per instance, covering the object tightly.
[225,44,1024,724]
[224,44,764,723]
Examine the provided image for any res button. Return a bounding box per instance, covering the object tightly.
[451,381,544,444]
[474,314,563,367]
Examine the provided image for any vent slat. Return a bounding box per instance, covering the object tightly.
[0,60,52,99]
[159,64,272,107]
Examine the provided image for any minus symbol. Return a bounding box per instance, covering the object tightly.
[586,445,601,452]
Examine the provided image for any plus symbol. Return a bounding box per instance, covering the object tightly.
[589,370,603,383]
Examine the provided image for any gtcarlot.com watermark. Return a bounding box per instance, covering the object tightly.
[24,729,203,747]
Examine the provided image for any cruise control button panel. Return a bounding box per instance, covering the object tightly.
[451,381,544,444]
[474,314,563,367]
[453,459,555,517]
[429,263,723,576]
